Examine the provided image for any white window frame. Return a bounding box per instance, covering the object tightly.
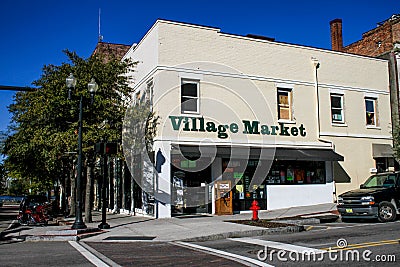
[365,97,377,127]
[277,88,292,121]
[181,79,199,114]
[330,93,345,124]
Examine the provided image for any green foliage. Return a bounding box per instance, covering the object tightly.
[1,132,9,194]
[0,164,6,194]
[2,50,136,192]
[6,178,29,196]
[393,125,400,162]
[124,103,156,147]
[145,110,159,153]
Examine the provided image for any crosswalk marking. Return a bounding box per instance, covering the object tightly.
[229,237,326,255]
[69,241,122,267]
[175,241,274,267]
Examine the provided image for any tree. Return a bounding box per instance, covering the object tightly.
[0,164,6,195]
[0,131,7,194]
[122,91,159,215]
[2,50,136,219]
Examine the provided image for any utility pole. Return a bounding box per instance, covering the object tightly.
[0,85,36,91]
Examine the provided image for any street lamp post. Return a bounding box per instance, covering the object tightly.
[66,73,98,229]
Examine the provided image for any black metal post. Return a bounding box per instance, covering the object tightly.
[72,96,87,229]
[98,153,110,229]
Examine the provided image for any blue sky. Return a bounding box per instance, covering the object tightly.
[1,0,400,137]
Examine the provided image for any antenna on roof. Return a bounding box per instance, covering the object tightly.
[98,8,103,42]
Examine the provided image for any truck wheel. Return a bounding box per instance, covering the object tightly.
[378,201,396,222]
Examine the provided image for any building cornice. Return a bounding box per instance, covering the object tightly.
[132,65,390,96]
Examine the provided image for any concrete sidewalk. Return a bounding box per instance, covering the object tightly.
[2,203,338,242]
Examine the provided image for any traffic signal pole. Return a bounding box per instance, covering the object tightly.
[95,141,117,229]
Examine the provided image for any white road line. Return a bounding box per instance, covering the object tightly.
[175,241,273,267]
[310,223,380,232]
[68,241,111,267]
[229,237,326,254]
[79,242,123,267]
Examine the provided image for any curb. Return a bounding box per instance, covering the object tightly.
[271,218,321,225]
[19,227,104,242]
[271,213,339,225]
[25,235,80,241]
[182,225,304,242]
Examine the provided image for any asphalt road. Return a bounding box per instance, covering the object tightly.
[0,241,246,267]
[0,204,19,237]
[1,215,399,266]
[0,241,94,267]
[188,220,400,266]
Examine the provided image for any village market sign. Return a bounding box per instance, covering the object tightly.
[169,116,306,139]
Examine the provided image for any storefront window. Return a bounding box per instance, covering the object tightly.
[223,159,326,187]
[264,161,325,184]
[223,159,326,211]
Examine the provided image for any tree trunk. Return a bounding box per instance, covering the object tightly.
[84,162,93,223]
[113,158,119,214]
[130,159,135,215]
[69,166,76,217]
[121,161,126,211]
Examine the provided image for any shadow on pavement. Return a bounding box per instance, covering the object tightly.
[109,218,155,229]
[0,226,32,242]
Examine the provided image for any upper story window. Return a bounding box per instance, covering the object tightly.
[330,94,344,124]
[181,79,199,114]
[277,88,292,120]
[365,97,377,126]
[135,91,141,105]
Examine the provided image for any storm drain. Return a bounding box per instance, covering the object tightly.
[104,236,156,241]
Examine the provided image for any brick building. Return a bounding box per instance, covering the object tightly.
[330,15,400,57]
[92,42,130,62]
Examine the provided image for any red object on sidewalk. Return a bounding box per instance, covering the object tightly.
[249,200,260,221]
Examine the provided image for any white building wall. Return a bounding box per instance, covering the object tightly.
[123,24,159,88]
[153,140,172,218]
[267,183,335,210]
[157,20,388,91]
[211,158,222,214]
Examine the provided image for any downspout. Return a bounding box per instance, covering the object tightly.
[311,57,335,149]
[312,57,337,202]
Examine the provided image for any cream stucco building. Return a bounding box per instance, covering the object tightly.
[122,20,393,218]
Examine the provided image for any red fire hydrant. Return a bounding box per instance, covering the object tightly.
[249,200,260,221]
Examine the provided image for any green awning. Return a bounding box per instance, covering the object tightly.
[173,145,344,161]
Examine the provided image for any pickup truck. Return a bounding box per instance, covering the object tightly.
[337,171,400,222]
